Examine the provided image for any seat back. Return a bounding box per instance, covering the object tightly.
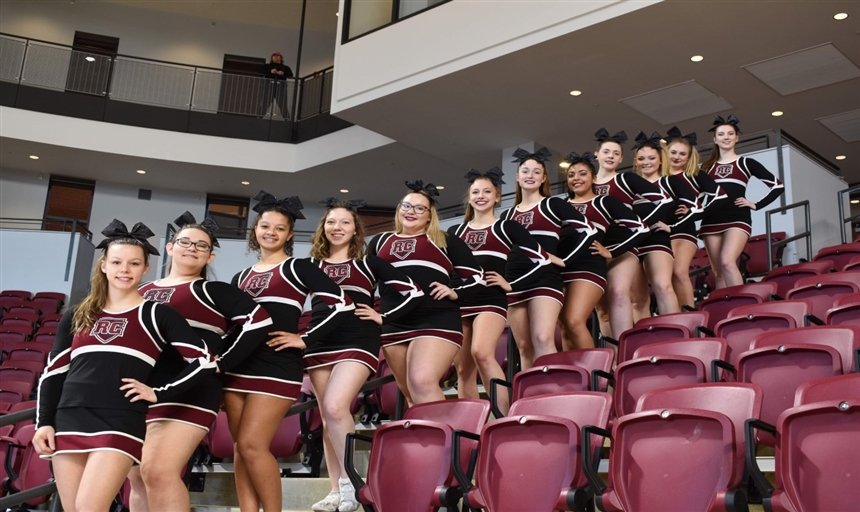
[618,311,709,363]
[715,300,811,366]
[8,347,48,364]
[752,325,860,374]
[30,297,61,316]
[511,364,590,402]
[0,367,36,391]
[775,399,860,512]
[743,232,785,276]
[533,348,615,390]
[614,355,707,418]
[207,411,233,459]
[633,338,728,382]
[787,272,860,319]
[795,373,860,406]
[762,260,834,298]
[606,408,736,512]
[813,242,860,270]
[1,359,45,374]
[0,291,31,300]
[12,424,53,505]
[844,255,860,272]
[699,282,778,331]
[826,291,860,327]
[372,357,401,417]
[0,379,32,400]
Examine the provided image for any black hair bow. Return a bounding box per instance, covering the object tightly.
[173,211,220,247]
[405,180,440,204]
[666,126,698,146]
[594,128,629,144]
[632,131,664,151]
[320,197,367,211]
[252,190,306,220]
[709,114,741,133]
[96,219,160,255]
[464,167,505,186]
[564,152,597,165]
[511,147,553,164]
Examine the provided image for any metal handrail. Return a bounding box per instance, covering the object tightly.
[765,200,812,271]
[837,185,860,244]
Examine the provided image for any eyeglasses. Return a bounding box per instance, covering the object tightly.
[399,202,429,215]
[174,237,212,252]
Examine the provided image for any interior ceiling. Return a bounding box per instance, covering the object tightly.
[2,0,858,210]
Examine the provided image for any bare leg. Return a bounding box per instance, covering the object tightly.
[469,313,508,414]
[671,240,698,308]
[454,318,479,399]
[630,264,652,323]
[719,229,750,287]
[127,466,148,512]
[643,252,681,315]
[702,234,726,289]
[51,453,87,512]
[381,343,413,407]
[607,253,640,337]
[140,421,208,512]
[560,281,603,350]
[405,337,460,404]
[54,451,134,512]
[527,297,562,361]
[507,303,534,370]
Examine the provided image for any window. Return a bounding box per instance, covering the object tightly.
[43,175,95,234]
[206,194,250,240]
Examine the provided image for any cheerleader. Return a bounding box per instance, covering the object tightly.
[700,115,784,288]
[562,152,650,350]
[225,191,354,512]
[368,180,484,405]
[448,168,551,414]
[593,129,673,337]
[500,148,597,369]
[664,126,727,308]
[307,198,423,512]
[127,212,273,512]
[630,131,681,317]
[33,220,215,512]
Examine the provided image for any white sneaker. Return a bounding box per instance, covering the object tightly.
[311,490,341,512]
[338,477,360,512]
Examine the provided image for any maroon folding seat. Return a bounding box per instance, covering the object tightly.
[492,364,591,417]
[2,424,53,507]
[584,408,741,512]
[6,400,37,435]
[31,292,64,316]
[746,399,860,512]
[1,359,44,376]
[786,271,860,319]
[742,231,786,276]
[0,389,23,412]
[0,296,25,317]
[690,255,715,296]
[7,302,41,318]
[762,260,834,298]
[0,312,39,333]
[31,333,56,344]
[0,368,36,393]
[0,291,31,300]
[33,324,58,337]
[533,347,615,390]
[813,242,860,271]
[633,337,732,382]
[1,330,29,359]
[7,345,49,364]
[206,411,233,459]
[843,255,860,272]
[795,373,860,406]
[611,311,711,364]
[825,291,860,327]
[715,299,815,367]
[753,325,859,375]
[26,341,54,356]
[698,281,777,332]
[41,312,63,324]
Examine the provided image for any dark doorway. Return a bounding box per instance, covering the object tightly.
[206,194,251,240]
[43,175,95,234]
[66,31,119,96]
[220,54,266,117]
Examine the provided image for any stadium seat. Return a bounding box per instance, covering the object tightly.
[534,348,615,390]
[813,242,860,271]
[0,368,36,394]
[632,337,733,382]
[0,297,25,318]
[0,312,39,333]
[6,345,49,364]
[825,291,860,327]
[1,359,44,375]
[751,325,859,375]
[795,373,860,406]
[742,231,785,277]
[31,292,64,316]
[0,291,31,300]
[0,389,23,412]
[609,311,711,364]
[761,260,834,299]
[786,271,860,319]
[5,401,37,435]
[698,281,778,332]
[843,255,860,272]
[7,303,41,318]
[1,424,53,507]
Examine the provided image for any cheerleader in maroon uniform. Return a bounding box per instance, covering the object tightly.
[664,126,727,308]
[630,131,681,317]
[500,148,597,369]
[562,152,650,350]
[225,191,353,512]
[700,115,783,288]
[593,129,673,336]
[307,198,423,512]
[369,180,484,405]
[33,220,215,512]
[128,212,272,512]
[448,168,551,414]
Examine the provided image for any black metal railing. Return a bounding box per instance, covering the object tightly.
[765,200,812,271]
[837,185,860,244]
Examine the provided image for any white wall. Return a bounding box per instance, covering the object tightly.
[332,0,660,112]
[0,0,335,74]
[0,168,49,229]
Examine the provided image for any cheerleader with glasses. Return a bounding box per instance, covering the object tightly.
[449,168,551,414]
[224,191,354,512]
[700,115,783,288]
[307,198,423,512]
[500,148,598,369]
[368,180,485,405]
[663,126,727,308]
[127,212,273,512]
[592,129,674,337]
[33,220,216,512]
[561,152,650,350]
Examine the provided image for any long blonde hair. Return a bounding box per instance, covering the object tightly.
[394,192,447,248]
[463,177,501,223]
[72,239,150,333]
[664,138,701,177]
[310,204,367,260]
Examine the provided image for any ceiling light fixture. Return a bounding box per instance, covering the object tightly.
[851,199,859,204]
[690,55,704,62]
[569,90,582,96]
[335,12,339,17]
[771,111,784,117]
[241,181,250,185]
[836,155,847,161]
[136,169,146,174]
[85,56,95,62]
[833,13,848,20]
[340,189,349,193]
[29,155,39,160]
[436,186,445,190]
[559,162,571,169]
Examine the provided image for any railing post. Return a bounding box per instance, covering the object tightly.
[775,130,786,212]
[65,220,77,281]
[839,188,848,244]
[16,38,29,87]
[318,72,326,116]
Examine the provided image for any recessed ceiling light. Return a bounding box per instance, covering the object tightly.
[85,56,95,62]
[771,111,784,117]
[29,155,39,160]
[340,189,349,193]
[690,55,704,62]
[851,199,859,204]
[569,90,582,96]
[241,180,250,185]
[833,13,848,20]
[559,162,571,169]
[836,155,847,161]
[335,12,339,17]
[136,169,146,174]
[437,186,445,190]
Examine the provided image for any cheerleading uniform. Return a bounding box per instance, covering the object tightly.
[369,232,484,348]
[700,156,783,238]
[226,258,353,401]
[566,195,650,291]
[138,279,273,431]
[500,197,598,306]
[448,219,551,319]
[305,256,423,373]
[662,173,727,246]
[37,303,215,463]
[595,172,673,227]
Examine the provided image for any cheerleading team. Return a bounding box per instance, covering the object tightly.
[562,152,650,350]
[663,126,727,309]
[224,191,353,512]
[306,198,423,512]
[500,148,597,369]
[368,180,485,405]
[700,115,784,288]
[629,131,681,318]
[127,212,273,512]
[592,129,674,337]
[448,168,551,414]
[33,220,216,512]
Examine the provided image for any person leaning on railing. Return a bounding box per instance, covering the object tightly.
[259,51,293,119]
